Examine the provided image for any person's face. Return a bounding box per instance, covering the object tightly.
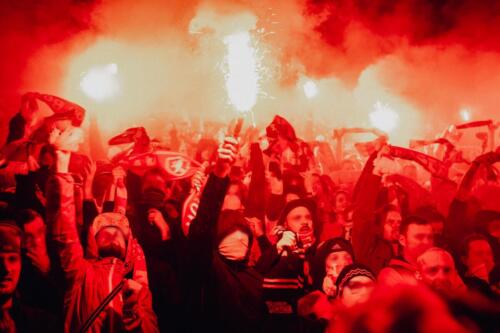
[39,152,54,167]
[325,251,353,281]
[227,184,240,196]
[400,224,433,263]
[311,176,322,196]
[383,211,402,242]
[341,276,375,308]
[419,252,455,292]
[95,227,126,260]
[218,230,249,261]
[464,240,494,274]
[334,193,349,213]
[54,119,73,132]
[23,216,46,249]
[0,252,21,297]
[286,206,313,234]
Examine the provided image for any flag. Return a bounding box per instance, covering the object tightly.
[181,190,201,236]
[36,93,86,126]
[120,150,201,180]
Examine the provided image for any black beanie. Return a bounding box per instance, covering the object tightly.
[311,237,355,290]
[335,263,375,297]
[277,198,316,228]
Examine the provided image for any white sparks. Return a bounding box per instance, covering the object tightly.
[369,101,399,133]
[303,80,318,99]
[223,31,259,114]
[80,63,120,102]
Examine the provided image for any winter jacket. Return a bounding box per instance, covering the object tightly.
[256,239,319,333]
[378,257,418,286]
[128,203,186,333]
[46,173,159,333]
[6,296,59,333]
[186,173,266,333]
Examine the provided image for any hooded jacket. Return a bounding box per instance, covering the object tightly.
[46,173,159,333]
[186,173,266,333]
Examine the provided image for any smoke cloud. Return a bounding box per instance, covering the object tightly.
[1,0,498,146]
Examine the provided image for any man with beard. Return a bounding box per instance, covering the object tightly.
[46,134,158,332]
[256,198,318,332]
[378,216,434,286]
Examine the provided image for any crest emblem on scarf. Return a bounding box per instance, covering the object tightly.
[165,156,190,177]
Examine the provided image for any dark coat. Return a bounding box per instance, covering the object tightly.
[186,173,266,333]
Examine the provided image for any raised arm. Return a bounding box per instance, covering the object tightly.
[351,151,382,264]
[187,136,237,268]
[46,148,87,284]
[446,151,500,253]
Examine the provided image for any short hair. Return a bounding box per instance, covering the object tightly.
[400,215,430,237]
[415,205,445,223]
[461,233,492,258]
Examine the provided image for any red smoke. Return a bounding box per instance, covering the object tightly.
[0,0,499,139]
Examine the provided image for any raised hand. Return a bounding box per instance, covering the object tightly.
[214,136,239,178]
[147,208,171,241]
[276,230,297,253]
[122,279,144,330]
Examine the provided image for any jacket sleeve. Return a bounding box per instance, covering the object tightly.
[245,143,266,221]
[445,161,481,255]
[187,173,230,272]
[389,174,433,212]
[124,287,160,333]
[351,152,382,263]
[255,245,281,275]
[45,173,87,285]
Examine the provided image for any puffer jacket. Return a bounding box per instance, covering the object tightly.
[46,173,159,333]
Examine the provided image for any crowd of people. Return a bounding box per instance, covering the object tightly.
[0,92,499,332]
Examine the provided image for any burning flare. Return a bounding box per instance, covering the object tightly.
[223,31,260,114]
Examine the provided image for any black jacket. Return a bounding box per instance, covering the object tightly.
[186,173,266,333]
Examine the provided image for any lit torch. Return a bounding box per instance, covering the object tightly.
[223,30,260,137]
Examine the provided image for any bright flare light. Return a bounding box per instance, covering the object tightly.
[369,101,399,133]
[303,80,318,99]
[460,108,471,121]
[223,31,259,114]
[80,63,121,102]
